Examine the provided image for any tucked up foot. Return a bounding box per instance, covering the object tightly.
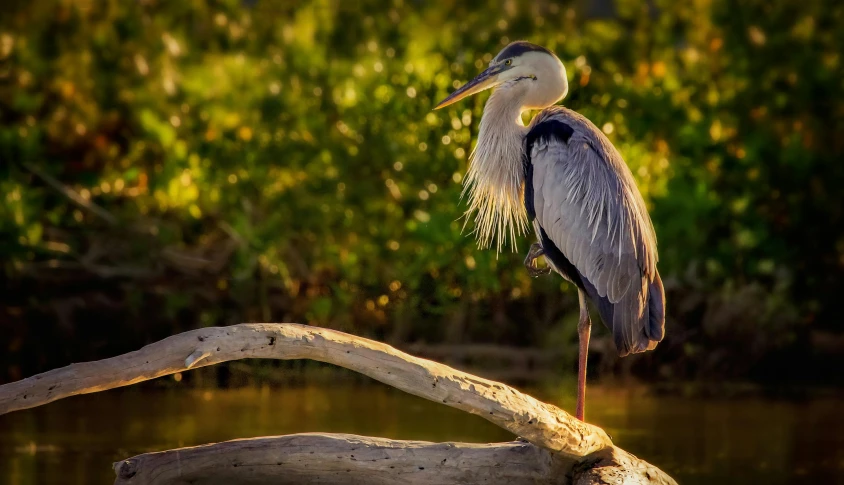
[524,243,551,278]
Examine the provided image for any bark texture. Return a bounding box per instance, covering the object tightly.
[113,433,575,485]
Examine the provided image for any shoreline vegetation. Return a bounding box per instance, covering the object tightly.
[2,0,843,389]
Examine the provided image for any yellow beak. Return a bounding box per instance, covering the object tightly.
[434,63,509,110]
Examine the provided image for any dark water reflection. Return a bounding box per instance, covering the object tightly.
[1,383,842,484]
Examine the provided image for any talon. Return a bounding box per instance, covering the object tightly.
[527,265,551,278]
[524,243,551,278]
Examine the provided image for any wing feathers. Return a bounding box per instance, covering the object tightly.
[526,107,664,356]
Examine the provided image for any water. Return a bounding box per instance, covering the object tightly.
[1,382,842,484]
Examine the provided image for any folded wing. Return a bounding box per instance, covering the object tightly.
[525,107,665,356]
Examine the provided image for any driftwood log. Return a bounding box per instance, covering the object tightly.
[112,433,575,484]
[0,323,676,484]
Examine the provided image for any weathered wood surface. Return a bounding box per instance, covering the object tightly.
[112,434,676,485]
[0,323,610,458]
[113,433,576,485]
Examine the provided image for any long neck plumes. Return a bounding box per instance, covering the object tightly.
[462,87,528,252]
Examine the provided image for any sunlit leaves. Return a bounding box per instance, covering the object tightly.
[1,0,842,339]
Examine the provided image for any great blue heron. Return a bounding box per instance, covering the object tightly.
[435,41,665,421]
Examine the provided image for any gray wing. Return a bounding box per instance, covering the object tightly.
[527,107,665,356]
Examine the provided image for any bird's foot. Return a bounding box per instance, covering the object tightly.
[524,243,551,278]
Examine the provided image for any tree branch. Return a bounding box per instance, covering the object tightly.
[0,323,610,458]
[22,162,118,225]
[112,433,575,485]
[0,323,677,484]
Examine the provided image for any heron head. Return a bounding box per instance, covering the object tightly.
[434,41,568,111]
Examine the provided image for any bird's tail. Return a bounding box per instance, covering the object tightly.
[644,272,666,345]
[582,271,665,357]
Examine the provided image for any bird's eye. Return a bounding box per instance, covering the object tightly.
[505,59,512,65]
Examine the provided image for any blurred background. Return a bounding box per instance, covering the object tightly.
[1,0,843,484]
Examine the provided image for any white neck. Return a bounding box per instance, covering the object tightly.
[462,85,530,252]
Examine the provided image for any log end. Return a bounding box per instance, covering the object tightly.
[571,446,678,485]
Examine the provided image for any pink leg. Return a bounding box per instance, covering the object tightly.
[576,290,591,422]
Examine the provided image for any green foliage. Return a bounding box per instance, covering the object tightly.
[1,0,842,380]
